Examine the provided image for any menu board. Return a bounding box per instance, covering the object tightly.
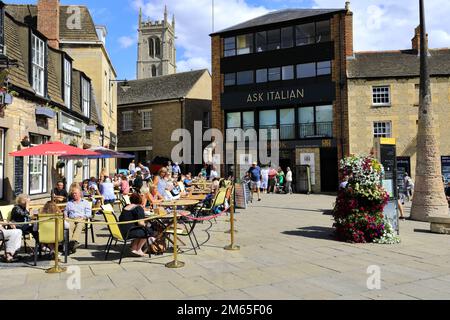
[14,157,24,196]
[235,183,247,209]
[442,156,450,183]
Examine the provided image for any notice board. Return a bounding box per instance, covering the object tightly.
[235,183,247,209]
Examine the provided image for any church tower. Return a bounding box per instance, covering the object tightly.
[137,6,176,79]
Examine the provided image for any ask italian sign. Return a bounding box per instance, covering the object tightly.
[221,82,335,110]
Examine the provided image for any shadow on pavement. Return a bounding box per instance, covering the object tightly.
[282,226,335,240]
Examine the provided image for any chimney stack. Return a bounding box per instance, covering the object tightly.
[411,25,429,52]
[37,0,60,49]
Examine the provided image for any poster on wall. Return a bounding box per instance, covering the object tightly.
[299,153,315,185]
[442,156,450,184]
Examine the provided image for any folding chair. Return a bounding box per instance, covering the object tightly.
[164,206,202,255]
[101,204,151,264]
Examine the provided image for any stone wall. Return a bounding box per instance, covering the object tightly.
[348,76,450,180]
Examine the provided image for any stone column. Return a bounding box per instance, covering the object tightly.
[410,0,449,222]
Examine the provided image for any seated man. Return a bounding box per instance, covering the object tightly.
[64,187,92,253]
[52,181,68,203]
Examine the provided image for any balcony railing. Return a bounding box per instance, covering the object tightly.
[299,122,333,138]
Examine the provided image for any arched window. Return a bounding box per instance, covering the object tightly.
[152,65,157,77]
[155,38,161,57]
[149,38,155,57]
[169,40,173,60]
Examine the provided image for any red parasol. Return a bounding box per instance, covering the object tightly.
[9,141,100,157]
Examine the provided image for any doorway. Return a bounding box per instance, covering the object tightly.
[320,148,338,192]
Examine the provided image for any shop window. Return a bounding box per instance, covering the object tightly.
[122,111,133,131]
[298,106,333,138]
[242,111,254,130]
[280,109,295,139]
[226,112,241,128]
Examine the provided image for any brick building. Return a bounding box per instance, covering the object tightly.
[0,1,106,204]
[117,69,211,173]
[347,29,450,190]
[210,5,353,192]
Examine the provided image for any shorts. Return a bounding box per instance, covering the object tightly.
[250,181,261,189]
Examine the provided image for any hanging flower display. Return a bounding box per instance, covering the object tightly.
[333,155,400,244]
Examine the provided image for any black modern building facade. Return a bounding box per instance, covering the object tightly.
[211,6,354,192]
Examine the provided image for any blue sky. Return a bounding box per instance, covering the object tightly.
[4,0,450,80]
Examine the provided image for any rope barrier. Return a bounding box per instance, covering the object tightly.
[178,208,229,221]
[64,215,169,226]
[0,217,56,226]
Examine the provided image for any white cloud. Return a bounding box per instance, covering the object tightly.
[131,0,270,72]
[128,0,450,72]
[313,0,450,51]
[118,36,136,49]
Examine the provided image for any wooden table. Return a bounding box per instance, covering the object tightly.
[182,194,207,201]
[159,199,199,268]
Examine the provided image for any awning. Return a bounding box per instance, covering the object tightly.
[60,146,135,159]
[35,106,56,119]
[9,141,100,157]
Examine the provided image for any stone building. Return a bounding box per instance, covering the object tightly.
[137,6,176,79]
[210,5,353,192]
[0,1,105,204]
[347,29,450,189]
[117,70,211,173]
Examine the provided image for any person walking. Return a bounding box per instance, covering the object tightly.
[261,166,269,194]
[285,167,293,194]
[268,167,278,194]
[248,162,262,202]
[404,173,415,202]
[128,160,136,175]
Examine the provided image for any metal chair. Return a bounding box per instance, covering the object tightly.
[101,204,151,264]
[0,205,33,253]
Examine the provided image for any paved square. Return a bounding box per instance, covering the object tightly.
[1,194,450,300]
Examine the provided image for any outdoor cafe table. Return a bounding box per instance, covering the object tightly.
[158,199,199,268]
[182,194,207,201]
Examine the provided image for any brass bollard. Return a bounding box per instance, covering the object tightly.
[46,214,66,274]
[224,196,240,251]
[166,205,185,268]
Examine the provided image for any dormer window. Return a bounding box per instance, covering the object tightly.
[63,57,72,109]
[31,33,46,97]
[81,76,91,118]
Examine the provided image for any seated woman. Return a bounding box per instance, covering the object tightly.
[118,193,155,257]
[100,178,116,205]
[0,224,22,263]
[81,179,91,197]
[120,175,130,195]
[142,185,164,209]
[11,194,37,237]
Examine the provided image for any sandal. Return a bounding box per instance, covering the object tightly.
[131,250,146,257]
[5,254,14,263]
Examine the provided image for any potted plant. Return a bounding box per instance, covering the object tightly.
[75,161,83,168]
[69,139,78,147]
[21,136,30,147]
[56,160,66,169]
